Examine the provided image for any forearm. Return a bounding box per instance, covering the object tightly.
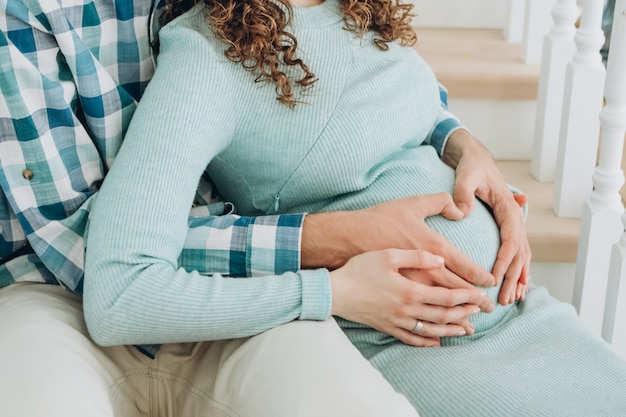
[300,206,429,270]
[85,253,331,346]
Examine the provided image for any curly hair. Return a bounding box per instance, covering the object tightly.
[160,0,416,108]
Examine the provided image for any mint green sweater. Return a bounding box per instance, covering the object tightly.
[86,2,626,415]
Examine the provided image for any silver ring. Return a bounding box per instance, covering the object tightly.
[411,320,424,335]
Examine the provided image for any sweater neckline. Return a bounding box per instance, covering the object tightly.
[291,0,343,28]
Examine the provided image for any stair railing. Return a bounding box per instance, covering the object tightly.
[530,0,579,182]
[596,1,626,360]
[573,0,626,343]
[553,0,606,218]
[507,0,625,356]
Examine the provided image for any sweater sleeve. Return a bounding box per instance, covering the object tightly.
[83,13,332,346]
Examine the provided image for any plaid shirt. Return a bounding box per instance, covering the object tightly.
[0,0,463,294]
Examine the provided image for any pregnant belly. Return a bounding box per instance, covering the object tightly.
[314,146,514,339]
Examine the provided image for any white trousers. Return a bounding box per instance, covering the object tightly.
[0,283,419,417]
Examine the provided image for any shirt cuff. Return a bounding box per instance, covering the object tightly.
[429,117,466,157]
[247,213,305,276]
[298,268,332,321]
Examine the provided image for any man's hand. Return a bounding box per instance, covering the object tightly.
[443,129,531,305]
[330,249,493,347]
[302,192,496,289]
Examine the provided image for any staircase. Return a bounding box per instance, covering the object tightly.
[409,0,626,360]
[412,25,580,304]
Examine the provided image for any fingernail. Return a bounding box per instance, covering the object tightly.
[472,306,481,315]
[456,329,467,336]
[434,256,444,266]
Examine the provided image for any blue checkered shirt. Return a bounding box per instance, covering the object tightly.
[0,0,307,299]
[0,0,463,294]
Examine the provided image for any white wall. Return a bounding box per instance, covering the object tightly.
[409,0,508,28]
[448,99,537,160]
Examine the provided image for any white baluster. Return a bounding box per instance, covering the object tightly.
[506,0,527,43]
[530,0,579,181]
[553,0,606,217]
[601,3,626,359]
[573,0,626,337]
[605,214,626,360]
[522,0,559,64]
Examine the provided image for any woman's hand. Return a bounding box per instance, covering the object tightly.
[330,249,493,347]
[443,129,531,305]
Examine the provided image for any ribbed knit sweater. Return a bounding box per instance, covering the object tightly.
[85,1,626,416]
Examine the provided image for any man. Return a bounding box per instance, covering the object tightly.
[0,1,529,416]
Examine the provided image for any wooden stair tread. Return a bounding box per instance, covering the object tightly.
[414,28,540,100]
[496,160,580,263]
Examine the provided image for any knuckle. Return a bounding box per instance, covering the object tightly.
[379,248,399,265]
[431,309,447,324]
[465,268,480,283]
[393,303,410,318]
[414,249,429,260]
[402,287,423,305]
[413,250,427,265]
[429,239,446,255]
[441,292,457,306]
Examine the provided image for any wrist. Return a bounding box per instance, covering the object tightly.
[328,268,347,317]
[442,129,488,168]
[301,211,357,270]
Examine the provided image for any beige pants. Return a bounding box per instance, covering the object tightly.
[0,283,419,417]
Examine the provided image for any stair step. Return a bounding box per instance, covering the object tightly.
[414,28,540,100]
[496,160,580,264]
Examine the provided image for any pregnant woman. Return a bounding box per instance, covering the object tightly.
[85,0,626,415]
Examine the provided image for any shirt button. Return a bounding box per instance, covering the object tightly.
[22,169,33,180]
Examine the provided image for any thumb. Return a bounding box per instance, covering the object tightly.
[453,181,475,216]
[417,192,464,220]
